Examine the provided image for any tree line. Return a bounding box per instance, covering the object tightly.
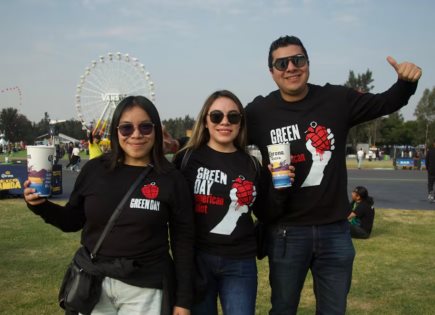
[344,70,435,149]
[1,70,434,149]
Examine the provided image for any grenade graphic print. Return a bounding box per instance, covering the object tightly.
[302,121,335,188]
[210,176,256,235]
[305,122,333,156]
[141,182,159,199]
[233,176,255,206]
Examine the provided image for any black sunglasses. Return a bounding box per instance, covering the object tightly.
[273,54,308,71]
[117,122,155,137]
[208,110,242,124]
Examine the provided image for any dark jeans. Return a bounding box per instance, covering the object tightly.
[428,174,435,194]
[191,251,257,315]
[268,220,355,315]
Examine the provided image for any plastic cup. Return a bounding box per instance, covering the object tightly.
[267,143,291,188]
[27,145,55,197]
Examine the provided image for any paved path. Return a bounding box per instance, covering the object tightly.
[53,160,434,211]
[347,168,434,210]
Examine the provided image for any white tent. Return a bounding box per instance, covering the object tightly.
[35,133,80,144]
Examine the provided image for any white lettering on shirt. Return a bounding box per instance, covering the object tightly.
[130,198,160,211]
[270,124,301,144]
[194,167,228,195]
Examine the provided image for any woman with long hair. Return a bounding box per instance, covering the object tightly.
[24,96,194,315]
[174,90,292,315]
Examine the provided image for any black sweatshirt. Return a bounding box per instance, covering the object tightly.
[246,80,417,225]
[27,157,194,308]
[174,145,288,259]
[350,200,375,233]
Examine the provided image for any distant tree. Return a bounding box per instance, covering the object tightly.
[414,87,435,146]
[379,112,406,145]
[345,70,374,93]
[0,107,34,143]
[344,70,379,149]
[401,120,421,146]
[15,114,34,144]
[58,119,87,140]
[34,112,51,137]
[0,107,19,137]
[162,115,195,139]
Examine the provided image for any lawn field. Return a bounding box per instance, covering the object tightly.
[1,199,434,314]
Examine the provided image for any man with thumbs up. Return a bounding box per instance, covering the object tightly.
[245,35,422,315]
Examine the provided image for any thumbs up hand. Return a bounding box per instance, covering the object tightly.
[387,56,422,82]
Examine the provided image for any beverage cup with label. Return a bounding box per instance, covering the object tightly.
[267,143,291,188]
[27,145,55,197]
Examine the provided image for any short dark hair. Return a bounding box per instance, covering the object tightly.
[268,35,309,69]
[107,95,172,173]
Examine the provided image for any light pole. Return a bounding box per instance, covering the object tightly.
[49,119,66,164]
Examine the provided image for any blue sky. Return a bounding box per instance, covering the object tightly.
[0,0,434,124]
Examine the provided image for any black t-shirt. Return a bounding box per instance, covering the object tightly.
[246,80,417,225]
[27,157,194,308]
[351,200,375,233]
[175,145,259,259]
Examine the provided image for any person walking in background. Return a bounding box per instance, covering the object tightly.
[65,141,74,167]
[24,96,194,315]
[348,186,375,239]
[357,147,365,169]
[88,132,103,160]
[425,140,435,202]
[69,144,81,172]
[173,90,293,315]
[245,35,422,315]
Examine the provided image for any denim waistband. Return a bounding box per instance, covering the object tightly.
[270,220,348,232]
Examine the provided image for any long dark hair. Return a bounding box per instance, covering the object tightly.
[107,95,172,173]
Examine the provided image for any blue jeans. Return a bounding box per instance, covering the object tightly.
[268,220,355,315]
[191,251,257,315]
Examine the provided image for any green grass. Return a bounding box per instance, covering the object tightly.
[1,200,435,314]
[0,149,88,163]
[255,209,435,315]
[346,158,394,169]
[0,199,79,315]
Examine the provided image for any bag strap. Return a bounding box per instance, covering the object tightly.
[90,164,154,260]
[248,153,261,184]
[180,149,192,171]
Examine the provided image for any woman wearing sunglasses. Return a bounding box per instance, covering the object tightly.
[24,96,194,315]
[173,90,292,315]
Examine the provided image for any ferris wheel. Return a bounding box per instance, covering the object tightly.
[75,52,155,138]
[0,86,22,107]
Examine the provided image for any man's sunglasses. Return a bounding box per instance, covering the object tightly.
[273,54,308,71]
[208,110,242,124]
[117,122,155,137]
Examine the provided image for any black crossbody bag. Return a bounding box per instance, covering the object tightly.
[58,165,153,315]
